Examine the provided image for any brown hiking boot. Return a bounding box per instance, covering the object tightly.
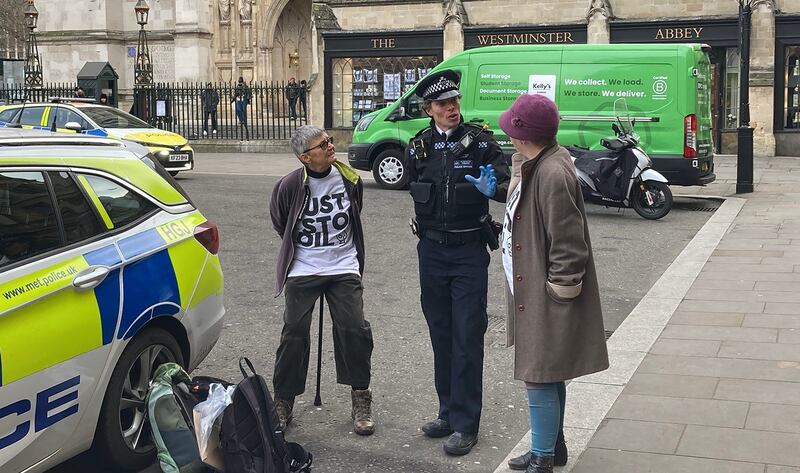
[275,398,294,431]
[351,389,375,436]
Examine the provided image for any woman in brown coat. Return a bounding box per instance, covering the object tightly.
[498,94,609,473]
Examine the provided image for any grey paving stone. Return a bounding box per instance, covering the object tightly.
[708,256,764,264]
[571,448,766,473]
[697,272,800,282]
[677,300,765,314]
[579,349,646,386]
[746,402,800,434]
[589,419,685,454]
[607,324,665,352]
[650,338,722,357]
[623,373,718,399]
[713,250,783,257]
[719,341,800,361]
[692,279,756,291]
[715,379,800,405]
[767,465,800,473]
[661,325,777,342]
[686,289,800,304]
[702,263,794,273]
[755,281,800,292]
[639,354,800,382]
[743,314,800,329]
[765,303,800,315]
[779,329,800,343]
[562,382,623,431]
[606,394,748,428]
[677,425,800,466]
[669,312,744,327]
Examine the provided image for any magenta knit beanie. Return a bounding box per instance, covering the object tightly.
[499,94,560,142]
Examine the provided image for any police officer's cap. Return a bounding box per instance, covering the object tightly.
[415,70,461,101]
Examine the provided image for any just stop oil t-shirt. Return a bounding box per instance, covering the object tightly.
[288,166,360,277]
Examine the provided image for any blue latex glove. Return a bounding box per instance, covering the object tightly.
[465,164,497,198]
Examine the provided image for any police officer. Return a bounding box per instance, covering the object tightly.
[407,69,509,456]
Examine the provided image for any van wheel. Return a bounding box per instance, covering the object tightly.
[93,328,183,471]
[372,149,408,190]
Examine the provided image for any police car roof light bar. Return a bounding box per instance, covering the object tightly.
[48,97,98,104]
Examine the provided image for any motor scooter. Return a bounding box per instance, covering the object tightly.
[567,98,673,220]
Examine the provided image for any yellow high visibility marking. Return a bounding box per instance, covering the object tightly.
[77,174,114,229]
[41,107,51,127]
[0,256,102,385]
[0,257,89,313]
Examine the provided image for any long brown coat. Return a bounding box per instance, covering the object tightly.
[506,145,609,383]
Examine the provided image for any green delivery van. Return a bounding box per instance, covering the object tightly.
[347,43,715,190]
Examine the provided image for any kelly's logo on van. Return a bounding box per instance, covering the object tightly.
[529,82,552,91]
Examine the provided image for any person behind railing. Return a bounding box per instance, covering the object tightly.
[201,82,220,136]
[286,77,300,120]
[299,79,308,121]
[99,94,108,105]
[231,76,251,141]
[74,86,85,98]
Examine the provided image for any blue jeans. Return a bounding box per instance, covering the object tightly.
[527,381,566,456]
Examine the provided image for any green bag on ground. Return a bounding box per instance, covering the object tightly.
[146,363,208,473]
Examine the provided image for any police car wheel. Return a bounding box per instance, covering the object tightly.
[372,149,409,190]
[93,328,184,470]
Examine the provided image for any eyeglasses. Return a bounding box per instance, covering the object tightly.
[303,136,334,154]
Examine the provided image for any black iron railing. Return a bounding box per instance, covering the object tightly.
[0,83,78,104]
[133,81,307,141]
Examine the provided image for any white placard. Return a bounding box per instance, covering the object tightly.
[528,75,557,102]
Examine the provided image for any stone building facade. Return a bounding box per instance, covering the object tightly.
[34,0,313,86]
[317,0,800,156]
[28,0,800,156]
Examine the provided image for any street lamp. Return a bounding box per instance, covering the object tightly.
[23,0,43,87]
[736,0,754,194]
[134,0,153,86]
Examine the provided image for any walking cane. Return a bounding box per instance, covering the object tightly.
[314,294,324,406]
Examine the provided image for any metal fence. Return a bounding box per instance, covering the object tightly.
[0,83,78,104]
[133,81,306,141]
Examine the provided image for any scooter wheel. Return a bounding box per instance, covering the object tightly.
[632,180,672,220]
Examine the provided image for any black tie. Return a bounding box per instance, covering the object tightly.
[440,132,448,142]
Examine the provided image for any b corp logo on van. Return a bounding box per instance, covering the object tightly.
[652,77,668,100]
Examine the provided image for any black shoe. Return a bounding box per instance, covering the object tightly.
[421,418,453,438]
[526,453,553,473]
[508,437,567,469]
[508,451,531,470]
[443,432,478,456]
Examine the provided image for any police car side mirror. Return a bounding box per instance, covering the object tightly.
[64,121,83,132]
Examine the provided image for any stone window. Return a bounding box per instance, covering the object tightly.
[331,56,438,128]
[784,46,800,129]
[724,48,740,130]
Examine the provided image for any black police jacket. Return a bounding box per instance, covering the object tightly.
[406,119,509,232]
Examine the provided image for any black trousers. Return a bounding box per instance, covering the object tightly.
[417,238,489,434]
[273,274,374,400]
[203,110,217,132]
[289,97,298,118]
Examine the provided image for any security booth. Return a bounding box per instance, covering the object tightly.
[77,62,119,106]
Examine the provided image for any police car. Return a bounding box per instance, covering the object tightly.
[0,129,224,472]
[0,99,194,176]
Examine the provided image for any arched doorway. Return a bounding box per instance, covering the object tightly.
[269,0,312,83]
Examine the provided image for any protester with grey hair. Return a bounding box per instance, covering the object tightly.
[269,125,375,436]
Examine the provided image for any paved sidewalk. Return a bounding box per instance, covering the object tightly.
[495,154,800,473]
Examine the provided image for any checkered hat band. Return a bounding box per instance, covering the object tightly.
[425,77,458,98]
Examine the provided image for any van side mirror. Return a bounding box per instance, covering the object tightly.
[611,123,620,135]
[64,121,83,132]
[388,106,406,121]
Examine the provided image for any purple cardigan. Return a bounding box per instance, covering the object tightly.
[269,161,365,296]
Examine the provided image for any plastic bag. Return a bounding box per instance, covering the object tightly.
[193,383,235,455]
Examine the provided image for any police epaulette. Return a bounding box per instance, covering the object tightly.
[464,122,494,136]
[413,127,433,139]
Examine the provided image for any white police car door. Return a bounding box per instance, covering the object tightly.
[0,169,119,471]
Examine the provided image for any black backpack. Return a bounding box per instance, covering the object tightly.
[219,358,312,473]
